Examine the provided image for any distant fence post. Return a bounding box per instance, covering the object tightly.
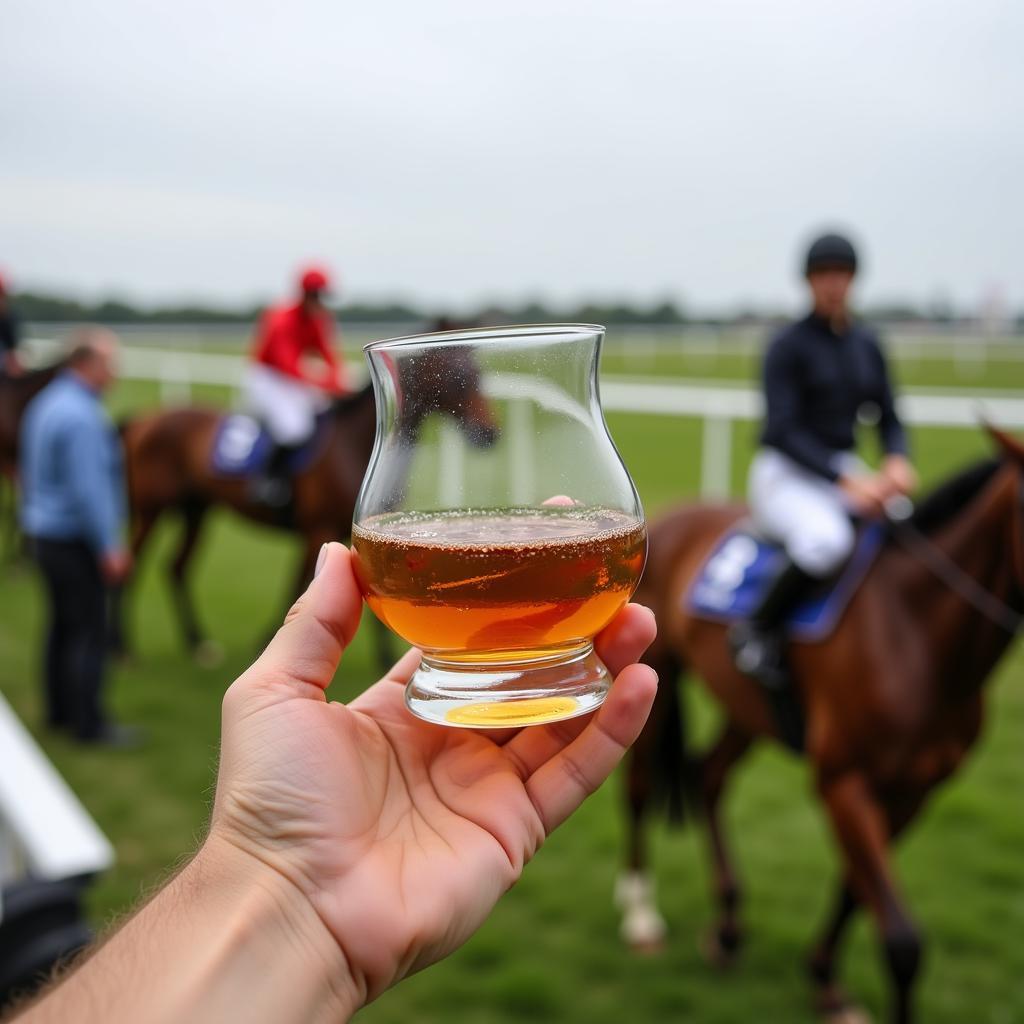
[158,354,192,404]
[700,415,732,499]
[507,399,535,504]
[437,421,465,507]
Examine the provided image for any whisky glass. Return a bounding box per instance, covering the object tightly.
[352,324,646,728]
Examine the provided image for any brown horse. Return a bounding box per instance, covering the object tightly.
[618,427,1024,1024]
[0,362,66,557]
[0,361,65,472]
[120,345,497,661]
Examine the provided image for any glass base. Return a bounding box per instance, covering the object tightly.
[405,643,611,729]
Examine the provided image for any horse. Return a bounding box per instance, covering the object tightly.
[119,344,498,663]
[618,426,1024,1024]
[0,361,66,558]
[0,361,65,471]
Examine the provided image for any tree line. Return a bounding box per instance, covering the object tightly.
[10,291,686,325]
[9,289,1016,328]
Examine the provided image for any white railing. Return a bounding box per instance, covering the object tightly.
[25,339,1024,499]
[0,693,114,890]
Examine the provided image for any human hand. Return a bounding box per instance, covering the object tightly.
[881,454,917,496]
[100,547,132,584]
[838,472,890,516]
[206,543,657,1014]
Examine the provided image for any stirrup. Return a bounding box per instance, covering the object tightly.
[250,476,291,508]
[727,622,786,687]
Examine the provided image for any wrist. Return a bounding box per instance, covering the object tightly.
[188,834,361,1023]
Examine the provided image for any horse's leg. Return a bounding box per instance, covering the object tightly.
[1,467,26,566]
[818,771,922,1024]
[615,649,683,951]
[0,470,15,563]
[168,500,216,664]
[808,791,927,1021]
[699,721,754,968]
[807,881,862,1019]
[109,506,160,660]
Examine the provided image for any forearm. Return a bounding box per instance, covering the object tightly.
[879,419,909,457]
[14,838,357,1024]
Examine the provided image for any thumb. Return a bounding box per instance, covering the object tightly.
[238,542,363,701]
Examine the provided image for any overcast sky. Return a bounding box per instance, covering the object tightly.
[2,0,1022,313]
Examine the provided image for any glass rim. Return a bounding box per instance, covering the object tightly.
[362,322,605,353]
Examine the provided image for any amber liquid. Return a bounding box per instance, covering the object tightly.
[352,507,647,663]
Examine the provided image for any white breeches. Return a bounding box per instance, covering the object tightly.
[748,448,860,578]
[243,365,325,445]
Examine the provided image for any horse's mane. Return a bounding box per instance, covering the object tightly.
[1,359,63,386]
[909,457,1003,533]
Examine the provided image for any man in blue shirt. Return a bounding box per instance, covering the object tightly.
[20,328,136,745]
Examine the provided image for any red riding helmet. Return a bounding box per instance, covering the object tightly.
[299,267,331,295]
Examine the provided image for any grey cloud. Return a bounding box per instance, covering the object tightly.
[1,0,1022,311]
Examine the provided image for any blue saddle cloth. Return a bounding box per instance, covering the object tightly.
[210,414,325,477]
[687,522,886,642]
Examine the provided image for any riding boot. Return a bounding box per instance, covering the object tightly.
[250,442,299,509]
[727,558,816,689]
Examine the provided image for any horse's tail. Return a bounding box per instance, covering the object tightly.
[116,413,134,438]
[638,646,698,826]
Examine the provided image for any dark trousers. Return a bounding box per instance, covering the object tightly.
[30,538,109,739]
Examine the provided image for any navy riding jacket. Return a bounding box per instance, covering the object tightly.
[759,313,908,481]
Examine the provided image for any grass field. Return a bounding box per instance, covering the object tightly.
[2,354,1023,1022]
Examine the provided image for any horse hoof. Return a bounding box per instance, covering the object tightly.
[822,1007,872,1024]
[699,928,740,970]
[814,981,872,1024]
[194,640,224,668]
[620,914,668,952]
[614,872,668,951]
[628,936,665,956]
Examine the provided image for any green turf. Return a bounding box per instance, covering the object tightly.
[1,369,1023,1022]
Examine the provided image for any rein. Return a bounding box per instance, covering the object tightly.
[887,500,1024,635]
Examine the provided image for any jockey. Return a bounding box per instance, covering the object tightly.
[729,232,917,687]
[244,266,348,506]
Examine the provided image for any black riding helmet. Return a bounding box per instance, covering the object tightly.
[804,232,858,276]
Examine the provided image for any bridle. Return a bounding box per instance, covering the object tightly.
[886,478,1024,635]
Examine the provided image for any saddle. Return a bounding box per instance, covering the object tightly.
[210,413,326,478]
[688,521,887,752]
[688,521,886,642]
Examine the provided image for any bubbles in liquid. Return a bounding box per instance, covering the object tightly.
[351,506,647,658]
[360,506,638,546]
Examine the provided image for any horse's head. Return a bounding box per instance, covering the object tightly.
[985,421,1024,465]
[399,346,499,448]
[984,421,1024,583]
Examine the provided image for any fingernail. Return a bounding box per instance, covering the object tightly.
[314,543,329,579]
